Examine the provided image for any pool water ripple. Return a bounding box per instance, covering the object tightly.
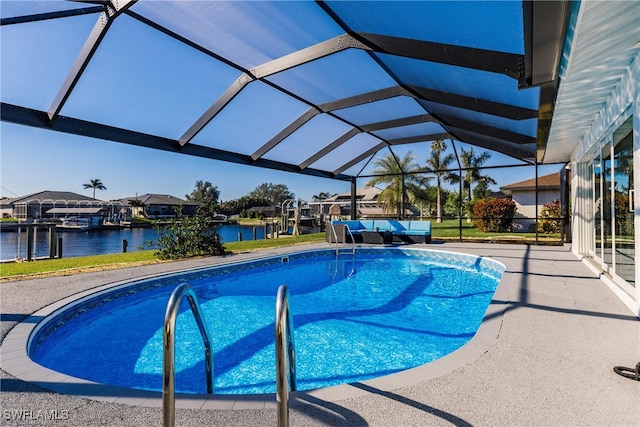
[30,248,504,395]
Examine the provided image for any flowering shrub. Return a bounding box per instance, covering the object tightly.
[538,199,562,234]
[472,198,517,232]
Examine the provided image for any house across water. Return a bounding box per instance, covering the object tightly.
[0,191,200,230]
[1,191,104,222]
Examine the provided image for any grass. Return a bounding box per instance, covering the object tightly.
[430,219,561,240]
[1,221,562,280]
[224,232,324,251]
[233,217,280,226]
[0,251,160,279]
[0,233,325,280]
[431,219,480,237]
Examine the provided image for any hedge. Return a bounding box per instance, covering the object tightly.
[472,198,517,232]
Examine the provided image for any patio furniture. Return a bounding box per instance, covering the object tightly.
[327,220,431,244]
[362,230,393,244]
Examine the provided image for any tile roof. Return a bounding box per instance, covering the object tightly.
[6,191,98,204]
[500,172,560,194]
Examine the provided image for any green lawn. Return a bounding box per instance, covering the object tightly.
[0,221,562,280]
[233,217,280,225]
[431,219,561,240]
[0,233,325,280]
[224,232,324,251]
[0,251,159,278]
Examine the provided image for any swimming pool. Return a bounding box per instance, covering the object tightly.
[29,247,504,395]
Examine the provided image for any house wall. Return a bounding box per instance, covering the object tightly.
[146,204,173,218]
[570,53,639,316]
[511,189,559,232]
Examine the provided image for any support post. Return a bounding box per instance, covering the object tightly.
[49,226,57,259]
[57,237,63,259]
[535,161,539,245]
[401,174,406,220]
[26,226,33,261]
[350,177,357,220]
[33,226,38,260]
[560,164,571,243]
[459,172,463,240]
[451,140,463,241]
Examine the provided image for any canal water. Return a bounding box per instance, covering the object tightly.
[0,224,268,261]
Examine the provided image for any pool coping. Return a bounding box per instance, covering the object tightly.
[1,245,515,411]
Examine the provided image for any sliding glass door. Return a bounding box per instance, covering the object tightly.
[594,153,603,260]
[602,145,613,267]
[613,124,634,286]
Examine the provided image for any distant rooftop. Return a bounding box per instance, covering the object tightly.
[117,193,199,206]
[500,172,560,196]
[325,186,381,203]
[5,190,98,204]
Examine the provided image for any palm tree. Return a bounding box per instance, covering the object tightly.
[83,178,107,199]
[459,147,496,221]
[312,192,336,201]
[366,151,421,218]
[405,174,434,218]
[459,147,496,204]
[424,140,457,223]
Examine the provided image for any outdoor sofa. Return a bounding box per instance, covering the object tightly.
[327,219,432,244]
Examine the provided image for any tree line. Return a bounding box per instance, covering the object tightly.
[83,139,502,226]
[84,140,503,224]
[184,181,296,219]
[367,140,497,223]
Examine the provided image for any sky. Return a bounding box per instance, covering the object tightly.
[0,121,562,203]
[0,1,563,203]
[0,122,355,202]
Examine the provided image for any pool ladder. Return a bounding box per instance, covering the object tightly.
[162,283,214,427]
[275,285,297,427]
[330,223,356,277]
[330,223,356,257]
[162,283,297,427]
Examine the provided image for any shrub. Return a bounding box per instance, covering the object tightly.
[472,198,517,232]
[444,192,462,217]
[538,199,562,234]
[614,193,633,236]
[150,206,226,260]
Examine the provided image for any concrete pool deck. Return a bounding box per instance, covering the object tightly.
[1,242,638,426]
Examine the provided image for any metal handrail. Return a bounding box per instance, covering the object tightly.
[343,224,356,256]
[329,222,340,255]
[163,283,214,427]
[275,285,297,427]
[330,222,356,256]
[329,223,356,278]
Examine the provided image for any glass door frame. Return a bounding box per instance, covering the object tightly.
[587,123,635,295]
[610,120,635,290]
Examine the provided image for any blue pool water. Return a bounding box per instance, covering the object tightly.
[30,248,504,395]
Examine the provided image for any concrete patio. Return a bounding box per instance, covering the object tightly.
[1,242,638,426]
